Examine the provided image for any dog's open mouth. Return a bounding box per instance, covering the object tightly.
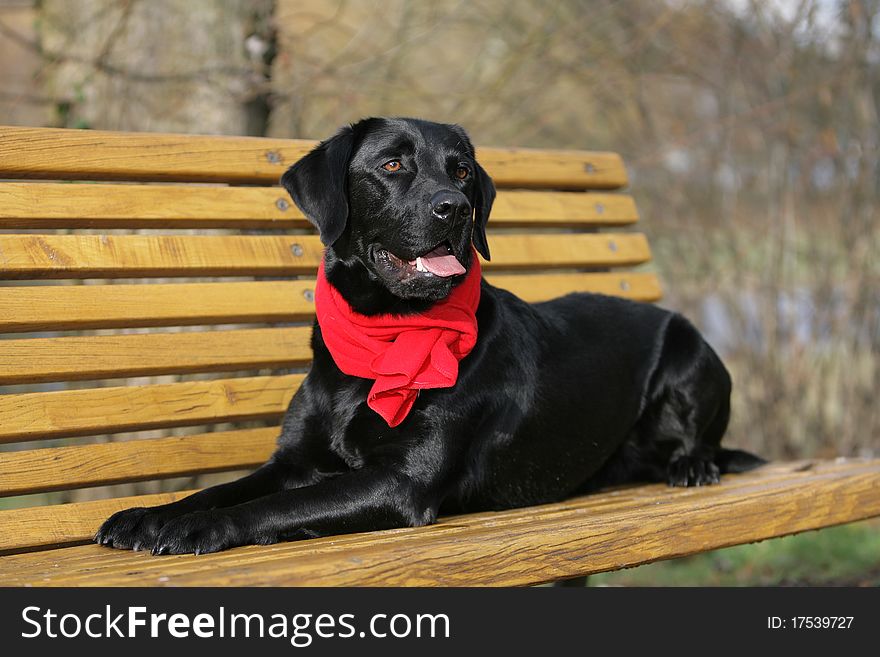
[375,242,466,280]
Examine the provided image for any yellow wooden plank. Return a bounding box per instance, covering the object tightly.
[0,327,312,385]
[0,490,198,554]
[490,190,638,225]
[0,126,312,184]
[0,126,627,189]
[0,459,876,584]
[0,272,659,334]
[476,146,627,189]
[0,375,299,443]
[0,281,316,332]
[485,233,650,269]
[0,182,300,228]
[0,428,278,497]
[0,182,637,228]
[487,272,662,302]
[0,234,321,279]
[0,233,650,279]
[0,460,829,555]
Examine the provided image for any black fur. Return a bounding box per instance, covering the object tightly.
[96,117,764,556]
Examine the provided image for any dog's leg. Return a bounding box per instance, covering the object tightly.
[94,460,304,551]
[151,465,441,555]
[663,386,729,488]
[640,315,738,487]
[96,381,337,551]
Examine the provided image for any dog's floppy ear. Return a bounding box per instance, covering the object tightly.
[471,160,496,260]
[281,126,354,247]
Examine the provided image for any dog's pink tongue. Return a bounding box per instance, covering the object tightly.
[417,246,466,277]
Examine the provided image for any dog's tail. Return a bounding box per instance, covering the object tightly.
[715,448,767,474]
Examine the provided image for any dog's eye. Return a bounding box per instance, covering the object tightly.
[382,160,402,172]
[454,165,470,180]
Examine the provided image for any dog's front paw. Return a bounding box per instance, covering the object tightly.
[151,510,244,556]
[95,506,175,551]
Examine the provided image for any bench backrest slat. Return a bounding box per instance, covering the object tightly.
[0,233,651,279]
[0,275,660,334]
[0,428,278,498]
[0,183,639,228]
[0,327,313,385]
[0,125,656,554]
[0,126,628,188]
[0,375,300,444]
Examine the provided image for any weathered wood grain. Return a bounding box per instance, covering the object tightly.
[0,234,322,278]
[491,190,638,225]
[0,375,298,443]
[0,459,876,585]
[0,460,823,555]
[0,126,628,188]
[0,272,661,333]
[0,182,638,228]
[488,272,662,303]
[0,281,316,332]
[0,182,296,228]
[0,428,278,497]
[0,327,312,384]
[0,233,651,279]
[0,490,198,554]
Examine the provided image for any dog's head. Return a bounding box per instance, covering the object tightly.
[281,117,495,314]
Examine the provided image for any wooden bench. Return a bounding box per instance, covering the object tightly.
[0,126,878,586]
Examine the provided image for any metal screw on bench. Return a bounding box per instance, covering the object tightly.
[276,198,289,211]
[619,279,630,291]
[266,150,283,164]
[291,243,304,257]
[303,289,315,302]
[594,202,605,214]
[584,162,596,173]
[608,239,618,252]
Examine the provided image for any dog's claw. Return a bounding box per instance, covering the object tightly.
[667,454,721,487]
[147,510,242,556]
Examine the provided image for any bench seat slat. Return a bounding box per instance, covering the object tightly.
[0,183,638,228]
[0,375,298,443]
[0,233,651,279]
[0,459,830,555]
[0,273,661,333]
[0,327,312,385]
[0,126,628,189]
[0,428,278,497]
[0,459,876,584]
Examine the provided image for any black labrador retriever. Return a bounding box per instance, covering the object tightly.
[96,117,763,555]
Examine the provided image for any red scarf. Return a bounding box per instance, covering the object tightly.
[315,252,481,427]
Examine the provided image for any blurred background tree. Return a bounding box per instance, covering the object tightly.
[0,0,878,582]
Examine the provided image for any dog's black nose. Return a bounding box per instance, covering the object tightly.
[430,190,470,222]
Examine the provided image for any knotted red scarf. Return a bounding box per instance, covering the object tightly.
[315,252,481,427]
